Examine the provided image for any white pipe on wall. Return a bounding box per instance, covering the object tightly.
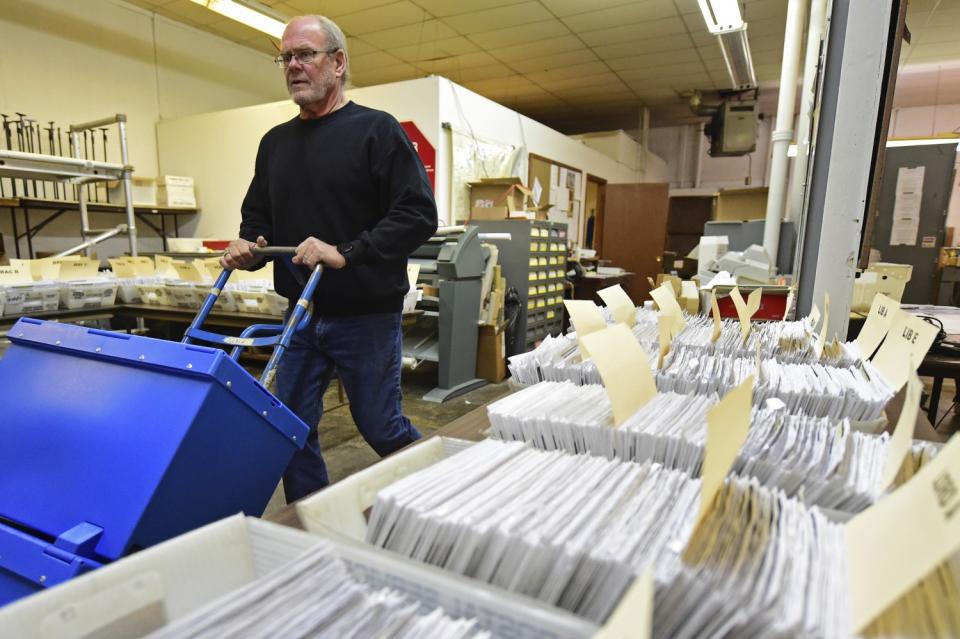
[694,125,704,188]
[762,0,809,265]
[787,0,829,222]
[679,125,689,187]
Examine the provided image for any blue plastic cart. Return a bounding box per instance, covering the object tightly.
[0,248,319,605]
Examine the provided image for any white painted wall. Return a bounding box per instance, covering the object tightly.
[155,75,667,248]
[649,117,774,191]
[0,0,285,258]
[156,76,442,240]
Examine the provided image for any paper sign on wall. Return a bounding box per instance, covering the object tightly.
[580,323,657,426]
[889,165,924,246]
[598,284,636,327]
[846,433,960,632]
[871,310,939,391]
[854,293,899,360]
[593,567,653,639]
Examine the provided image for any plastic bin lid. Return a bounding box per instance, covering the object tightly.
[7,318,305,445]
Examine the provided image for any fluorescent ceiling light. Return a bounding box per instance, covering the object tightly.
[787,137,960,157]
[698,0,744,34]
[189,0,284,39]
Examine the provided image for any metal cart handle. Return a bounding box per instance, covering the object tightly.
[181,246,322,387]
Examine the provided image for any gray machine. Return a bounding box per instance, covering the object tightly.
[405,226,488,403]
[704,219,796,275]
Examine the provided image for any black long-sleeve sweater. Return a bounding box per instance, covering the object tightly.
[239,101,438,316]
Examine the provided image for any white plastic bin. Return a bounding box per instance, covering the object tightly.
[58,278,119,310]
[136,281,173,307]
[194,283,238,313]
[164,280,203,309]
[233,287,288,315]
[1,282,60,316]
[0,515,596,639]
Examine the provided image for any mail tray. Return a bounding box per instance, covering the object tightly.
[0,318,309,604]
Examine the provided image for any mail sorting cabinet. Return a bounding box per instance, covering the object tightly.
[472,220,567,355]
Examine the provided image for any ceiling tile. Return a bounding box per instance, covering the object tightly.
[468,19,570,49]
[509,48,599,74]
[335,1,427,35]
[452,62,516,81]
[346,37,377,56]
[592,34,693,59]
[271,2,302,16]
[560,81,636,100]
[561,0,678,33]
[353,62,422,85]
[361,19,457,48]
[351,50,406,69]
[157,0,223,25]
[492,34,584,62]
[416,51,500,73]
[539,0,638,18]
[617,61,707,83]
[285,0,396,15]
[463,75,541,96]
[579,16,687,47]
[442,2,553,34]
[390,36,479,62]
[526,60,611,83]
[913,23,960,46]
[413,0,522,18]
[533,70,625,92]
[606,49,702,71]
[205,18,264,41]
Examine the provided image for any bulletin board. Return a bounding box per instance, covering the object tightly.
[528,153,584,244]
[449,126,522,222]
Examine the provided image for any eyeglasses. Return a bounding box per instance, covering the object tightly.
[274,48,338,68]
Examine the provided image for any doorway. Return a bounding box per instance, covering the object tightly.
[585,174,606,253]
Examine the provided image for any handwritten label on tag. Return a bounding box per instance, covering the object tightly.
[846,434,960,632]
[0,263,32,284]
[154,255,178,278]
[855,293,900,360]
[128,256,156,276]
[692,375,755,531]
[580,324,657,426]
[109,258,136,278]
[872,310,939,390]
[59,260,100,281]
[171,260,204,282]
[598,284,636,327]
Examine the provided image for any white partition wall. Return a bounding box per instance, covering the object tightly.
[156,75,665,244]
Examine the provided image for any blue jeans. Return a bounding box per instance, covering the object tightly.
[275,311,420,502]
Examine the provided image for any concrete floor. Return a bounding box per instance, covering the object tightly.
[314,365,510,484]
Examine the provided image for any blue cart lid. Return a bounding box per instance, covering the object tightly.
[0,318,309,560]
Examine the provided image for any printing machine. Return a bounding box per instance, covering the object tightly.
[405,226,488,402]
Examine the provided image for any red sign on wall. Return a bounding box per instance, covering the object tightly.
[400,121,436,192]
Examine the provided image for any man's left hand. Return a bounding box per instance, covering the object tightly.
[292,236,346,269]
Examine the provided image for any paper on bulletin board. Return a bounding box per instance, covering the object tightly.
[845,434,960,632]
[598,284,636,327]
[580,323,657,426]
[531,177,543,206]
[889,166,925,246]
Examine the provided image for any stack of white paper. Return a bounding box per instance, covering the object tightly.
[145,538,490,639]
[365,440,850,637]
[487,382,887,512]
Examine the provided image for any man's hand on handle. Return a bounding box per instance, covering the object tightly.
[221,236,268,270]
[293,237,346,270]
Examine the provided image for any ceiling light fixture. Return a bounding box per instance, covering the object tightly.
[189,0,285,39]
[697,0,757,90]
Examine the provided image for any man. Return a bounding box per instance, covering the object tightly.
[221,15,438,502]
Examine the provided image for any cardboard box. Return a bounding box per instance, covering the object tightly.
[476,323,507,382]
[107,176,157,206]
[159,184,197,208]
[468,177,534,221]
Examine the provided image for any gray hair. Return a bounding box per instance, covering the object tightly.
[289,15,350,87]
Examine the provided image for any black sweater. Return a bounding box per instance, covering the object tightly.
[239,102,438,316]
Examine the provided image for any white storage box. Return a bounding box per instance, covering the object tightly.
[1,281,60,316]
[58,278,118,310]
[867,262,912,301]
[233,287,288,316]
[195,283,238,312]
[164,280,203,309]
[136,281,173,307]
[298,437,474,541]
[0,515,596,639]
[107,176,158,207]
[159,184,196,209]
